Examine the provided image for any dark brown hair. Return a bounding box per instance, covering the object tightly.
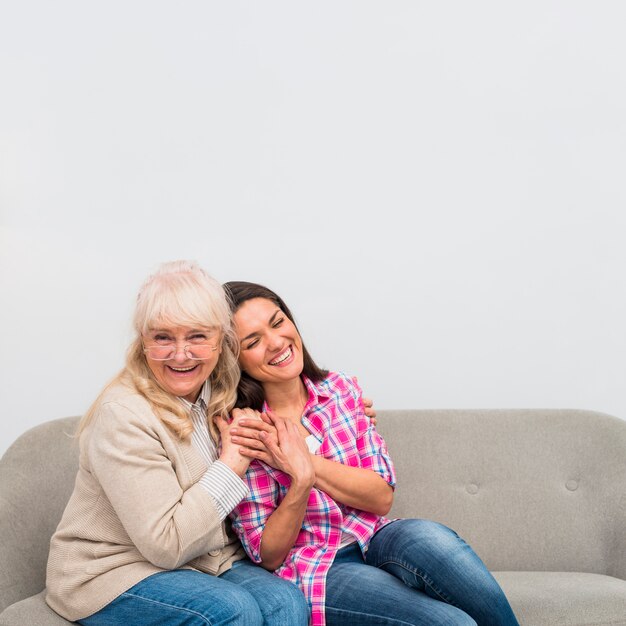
[223,281,328,410]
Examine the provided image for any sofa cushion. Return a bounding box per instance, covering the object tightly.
[0,591,74,625]
[493,571,626,626]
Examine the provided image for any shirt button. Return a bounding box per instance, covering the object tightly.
[209,549,220,557]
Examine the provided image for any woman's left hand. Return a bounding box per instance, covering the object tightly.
[259,414,316,487]
[234,413,315,487]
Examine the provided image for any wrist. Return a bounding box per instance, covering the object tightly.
[310,454,322,470]
[291,469,315,492]
[219,452,250,478]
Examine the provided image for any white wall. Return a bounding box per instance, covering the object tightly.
[1,1,625,456]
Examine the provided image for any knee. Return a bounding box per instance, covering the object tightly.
[278,583,309,623]
[211,587,264,625]
[394,518,460,548]
[455,612,477,626]
[428,607,477,626]
[261,580,309,625]
[453,613,477,626]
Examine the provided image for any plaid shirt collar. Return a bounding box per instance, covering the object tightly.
[302,375,330,408]
[262,375,331,414]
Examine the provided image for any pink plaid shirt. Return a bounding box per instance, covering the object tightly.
[229,372,396,626]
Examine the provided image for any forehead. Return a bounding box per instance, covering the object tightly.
[146,324,216,335]
[233,298,280,332]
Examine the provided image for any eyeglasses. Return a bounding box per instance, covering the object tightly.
[143,342,219,361]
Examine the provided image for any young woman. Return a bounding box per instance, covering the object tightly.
[223,281,520,626]
[45,262,308,626]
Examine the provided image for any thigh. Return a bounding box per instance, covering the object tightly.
[78,569,263,626]
[220,559,308,626]
[366,519,519,626]
[325,552,476,626]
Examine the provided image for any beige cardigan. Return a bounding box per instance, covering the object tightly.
[45,382,245,622]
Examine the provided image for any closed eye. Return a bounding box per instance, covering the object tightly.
[272,318,284,328]
[244,338,260,350]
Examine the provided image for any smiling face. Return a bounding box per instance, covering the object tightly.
[143,325,222,402]
[233,297,304,385]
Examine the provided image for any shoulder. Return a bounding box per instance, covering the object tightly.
[311,371,365,425]
[101,383,156,419]
[87,382,164,441]
[316,371,362,403]
[316,370,357,393]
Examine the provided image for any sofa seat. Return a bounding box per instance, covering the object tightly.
[493,571,626,626]
[2,573,625,626]
[0,591,73,626]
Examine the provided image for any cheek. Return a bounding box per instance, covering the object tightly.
[203,353,221,376]
[146,360,161,381]
[238,351,259,374]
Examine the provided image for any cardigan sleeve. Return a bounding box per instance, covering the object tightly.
[87,400,228,570]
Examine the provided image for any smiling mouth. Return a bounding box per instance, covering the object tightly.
[168,365,198,373]
[269,346,292,366]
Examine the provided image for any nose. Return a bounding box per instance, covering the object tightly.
[171,343,191,362]
[267,330,284,352]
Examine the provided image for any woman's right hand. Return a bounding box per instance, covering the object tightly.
[237,413,315,489]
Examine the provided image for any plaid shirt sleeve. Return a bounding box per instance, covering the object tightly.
[349,375,397,488]
[228,461,282,563]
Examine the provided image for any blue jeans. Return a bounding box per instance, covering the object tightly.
[78,559,308,626]
[325,519,519,626]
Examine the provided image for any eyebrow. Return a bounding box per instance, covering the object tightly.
[240,309,281,342]
[148,327,213,336]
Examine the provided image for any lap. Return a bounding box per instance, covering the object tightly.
[79,569,263,626]
[220,559,308,625]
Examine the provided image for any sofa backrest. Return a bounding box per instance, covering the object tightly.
[0,416,80,613]
[376,409,626,578]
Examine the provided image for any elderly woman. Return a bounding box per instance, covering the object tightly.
[45,261,308,625]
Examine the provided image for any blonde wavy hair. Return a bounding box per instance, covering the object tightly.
[77,260,240,440]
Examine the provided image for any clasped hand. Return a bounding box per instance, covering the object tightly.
[229,409,315,488]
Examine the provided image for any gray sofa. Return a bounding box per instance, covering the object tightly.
[1,409,625,625]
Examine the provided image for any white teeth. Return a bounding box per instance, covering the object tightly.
[170,365,196,372]
[269,347,292,366]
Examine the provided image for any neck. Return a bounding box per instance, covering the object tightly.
[263,377,308,422]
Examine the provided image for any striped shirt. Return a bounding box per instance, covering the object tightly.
[180,381,248,519]
[229,372,397,626]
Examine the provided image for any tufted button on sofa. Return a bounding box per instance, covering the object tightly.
[1,410,625,625]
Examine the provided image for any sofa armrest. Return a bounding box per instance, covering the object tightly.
[0,417,80,614]
[0,590,75,625]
